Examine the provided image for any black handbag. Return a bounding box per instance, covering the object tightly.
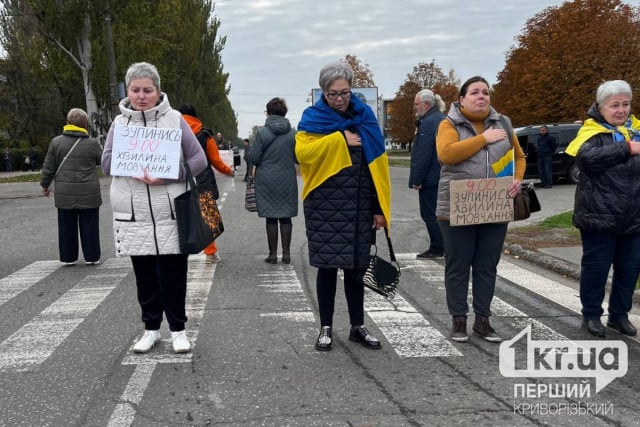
[513,183,541,221]
[362,226,400,299]
[175,163,224,254]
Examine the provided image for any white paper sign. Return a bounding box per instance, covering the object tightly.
[111,124,182,179]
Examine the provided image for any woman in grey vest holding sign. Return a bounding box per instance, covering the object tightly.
[101,62,207,354]
[435,76,525,344]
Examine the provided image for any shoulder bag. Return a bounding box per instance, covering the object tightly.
[245,173,257,212]
[50,137,82,193]
[362,226,400,299]
[175,163,224,254]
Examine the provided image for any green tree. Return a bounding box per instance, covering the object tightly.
[492,0,640,126]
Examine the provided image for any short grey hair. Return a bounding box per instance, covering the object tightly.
[125,62,161,91]
[596,80,632,105]
[66,108,88,129]
[319,61,353,92]
[416,89,446,113]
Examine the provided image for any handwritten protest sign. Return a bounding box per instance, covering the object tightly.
[111,125,182,179]
[450,177,514,226]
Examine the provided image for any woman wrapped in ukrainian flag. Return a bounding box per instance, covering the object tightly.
[295,61,391,352]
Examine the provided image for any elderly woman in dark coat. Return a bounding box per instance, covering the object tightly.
[566,79,640,338]
[40,108,103,266]
[296,61,391,352]
[247,97,298,264]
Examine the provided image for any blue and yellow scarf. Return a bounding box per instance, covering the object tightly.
[296,93,391,226]
[566,115,640,156]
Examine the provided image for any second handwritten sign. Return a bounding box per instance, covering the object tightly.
[450,177,514,226]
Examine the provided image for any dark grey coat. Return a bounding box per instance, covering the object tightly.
[247,115,298,218]
[40,130,102,210]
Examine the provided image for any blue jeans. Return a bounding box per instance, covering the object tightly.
[537,155,553,187]
[579,230,640,321]
[418,185,444,253]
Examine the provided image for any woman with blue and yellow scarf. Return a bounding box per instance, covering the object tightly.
[567,80,640,338]
[295,61,391,352]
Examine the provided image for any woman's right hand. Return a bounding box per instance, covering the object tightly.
[344,130,362,147]
[482,127,507,144]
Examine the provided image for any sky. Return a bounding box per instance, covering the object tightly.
[213,0,623,137]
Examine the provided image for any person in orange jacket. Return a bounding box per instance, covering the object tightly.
[179,104,235,263]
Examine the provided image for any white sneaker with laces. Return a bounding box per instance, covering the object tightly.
[171,330,191,353]
[133,330,161,353]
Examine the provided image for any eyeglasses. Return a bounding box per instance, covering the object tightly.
[325,91,351,101]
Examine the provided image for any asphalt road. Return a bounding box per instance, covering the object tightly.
[1,166,639,426]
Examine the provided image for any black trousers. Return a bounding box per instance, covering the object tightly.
[57,207,101,263]
[439,221,507,317]
[316,268,365,327]
[130,254,189,332]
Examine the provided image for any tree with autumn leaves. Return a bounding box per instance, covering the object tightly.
[386,60,459,147]
[493,0,640,126]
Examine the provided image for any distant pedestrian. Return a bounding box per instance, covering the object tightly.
[29,148,38,171]
[536,125,557,188]
[436,76,525,343]
[39,108,103,266]
[409,89,446,259]
[242,138,254,181]
[566,79,640,338]
[3,149,11,172]
[247,97,298,264]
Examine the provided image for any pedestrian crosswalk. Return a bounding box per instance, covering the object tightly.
[1,253,638,375]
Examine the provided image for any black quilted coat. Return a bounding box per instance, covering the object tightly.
[573,104,640,234]
[304,145,380,269]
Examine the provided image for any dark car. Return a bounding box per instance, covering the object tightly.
[516,123,581,184]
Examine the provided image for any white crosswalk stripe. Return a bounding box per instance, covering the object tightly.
[0,258,130,372]
[0,260,61,306]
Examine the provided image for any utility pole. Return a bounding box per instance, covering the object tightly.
[104,0,119,118]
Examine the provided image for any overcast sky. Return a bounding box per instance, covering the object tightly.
[213,1,621,137]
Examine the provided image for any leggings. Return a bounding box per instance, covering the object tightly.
[316,267,365,327]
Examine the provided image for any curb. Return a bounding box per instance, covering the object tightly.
[503,242,581,281]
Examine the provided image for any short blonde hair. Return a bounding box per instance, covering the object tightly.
[66,108,88,129]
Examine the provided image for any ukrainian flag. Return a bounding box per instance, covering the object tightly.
[492,149,514,177]
[296,93,391,227]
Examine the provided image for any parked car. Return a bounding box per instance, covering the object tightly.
[515,123,581,184]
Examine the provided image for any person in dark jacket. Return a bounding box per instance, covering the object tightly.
[296,61,391,352]
[247,97,298,264]
[409,89,446,259]
[40,108,103,266]
[535,126,557,188]
[565,79,640,338]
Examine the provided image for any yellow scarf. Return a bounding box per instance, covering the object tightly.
[63,124,89,134]
[566,115,640,156]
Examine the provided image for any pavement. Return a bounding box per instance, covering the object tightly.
[0,170,583,279]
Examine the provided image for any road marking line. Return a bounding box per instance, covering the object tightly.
[121,254,216,365]
[498,258,640,341]
[0,260,61,306]
[107,363,156,427]
[0,259,129,371]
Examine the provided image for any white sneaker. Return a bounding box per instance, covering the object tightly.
[171,330,191,353]
[206,253,220,264]
[85,260,100,266]
[133,330,161,353]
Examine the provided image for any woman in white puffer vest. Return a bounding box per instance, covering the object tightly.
[101,62,207,354]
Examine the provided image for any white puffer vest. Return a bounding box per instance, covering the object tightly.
[109,95,186,256]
